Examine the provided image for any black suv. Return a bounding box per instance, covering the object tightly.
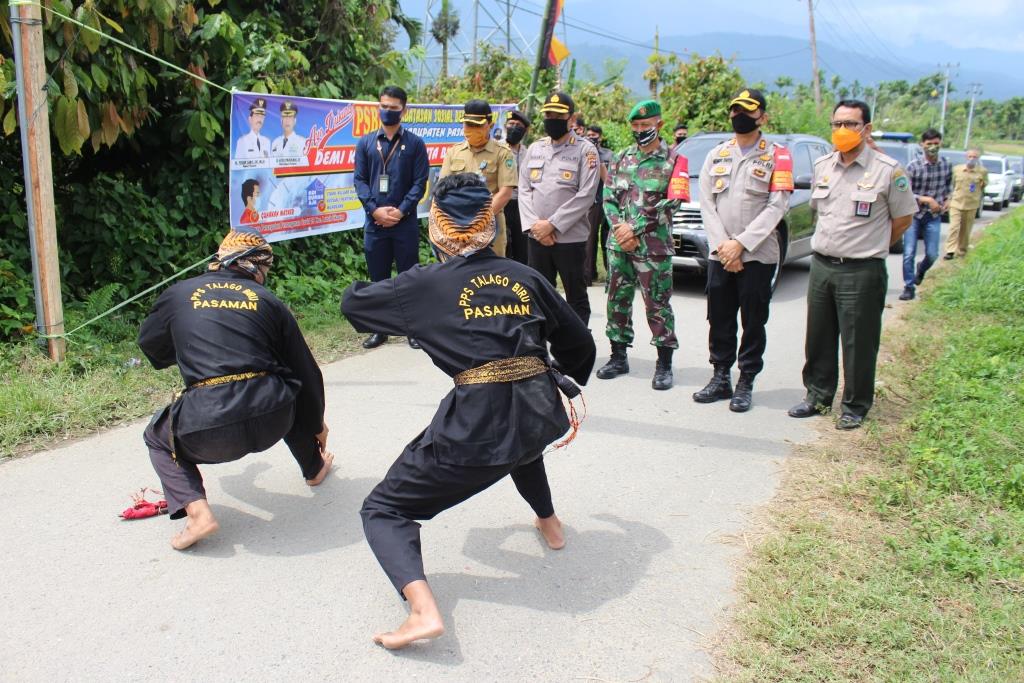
[671,132,831,287]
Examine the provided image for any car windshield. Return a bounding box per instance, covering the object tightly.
[981,158,1004,173]
[675,136,731,177]
[940,150,967,165]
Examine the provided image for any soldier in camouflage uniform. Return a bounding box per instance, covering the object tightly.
[598,100,681,390]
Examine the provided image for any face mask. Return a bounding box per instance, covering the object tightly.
[543,118,570,140]
[632,127,659,147]
[966,159,978,168]
[675,134,687,144]
[465,126,490,148]
[380,108,402,126]
[923,143,940,156]
[731,114,759,134]
[831,126,863,153]
[587,136,601,147]
[505,126,526,145]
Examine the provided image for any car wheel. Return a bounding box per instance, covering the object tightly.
[770,228,788,293]
[1003,199,1010,209]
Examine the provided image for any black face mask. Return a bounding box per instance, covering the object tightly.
[543,118,570,140]
[675,134,687,144]
[632,127,659,147]
[505,126,526,145]
[731,114,759,134]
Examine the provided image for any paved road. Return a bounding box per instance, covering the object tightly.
[0,211,1001,681]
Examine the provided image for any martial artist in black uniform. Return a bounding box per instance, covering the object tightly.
[341,173,596,649]
[138,227,333,550]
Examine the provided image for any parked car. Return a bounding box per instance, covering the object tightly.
[871,131,921,168]
[981,154,1016,210]
[1007,155,1023,202]
[670,132,831,289]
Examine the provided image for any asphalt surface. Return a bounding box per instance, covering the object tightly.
[0,210,1000,682]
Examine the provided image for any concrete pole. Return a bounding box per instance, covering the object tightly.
[10,0,66,361]
[964,83,980,149]
[807,0,821,114]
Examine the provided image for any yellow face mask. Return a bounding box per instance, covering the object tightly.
[464,125,490,148]
[831,126,862,153]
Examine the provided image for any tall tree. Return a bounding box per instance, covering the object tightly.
[431,0,460,79]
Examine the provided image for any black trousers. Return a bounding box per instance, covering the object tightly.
[361,444,555,596]
[584,202,610,284]
[528,240,590,326]
[364,223,420,282]
[143,403,323,519]
[706,260,775,375]
[504,199,529,265]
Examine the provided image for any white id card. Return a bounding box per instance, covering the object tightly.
[378,174,389,194]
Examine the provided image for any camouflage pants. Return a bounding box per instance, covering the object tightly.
[605,251,678,348]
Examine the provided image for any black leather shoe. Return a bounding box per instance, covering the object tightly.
[729,373,755,412]
[836,413,864,430]
[596,343,629,379]
[943,252,955,260]
[788,400,824,418]
[899,286,915,301]
[407,337,422,349]
[693,366,732,403]
[914,271,924,286]
[362,333,388,349]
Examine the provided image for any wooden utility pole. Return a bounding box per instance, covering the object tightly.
[807,0,821,114]
[10,0,65,361]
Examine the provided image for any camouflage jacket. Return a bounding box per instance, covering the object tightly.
[603,140,679,257]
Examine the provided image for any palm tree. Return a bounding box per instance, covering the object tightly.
[431,0,460,79]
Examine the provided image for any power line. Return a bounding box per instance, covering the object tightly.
[818,1,924,82]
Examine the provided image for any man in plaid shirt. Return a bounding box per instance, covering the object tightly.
[900,128,952,300]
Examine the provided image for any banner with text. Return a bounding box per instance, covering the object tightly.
[229,92,516,242]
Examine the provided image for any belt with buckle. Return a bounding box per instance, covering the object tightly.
[814,252,874,265]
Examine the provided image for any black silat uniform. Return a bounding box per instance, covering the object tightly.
[342,249,596,595]
[138,269,326,519]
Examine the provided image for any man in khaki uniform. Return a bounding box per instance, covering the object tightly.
[695,88,792,413]
[518,91,600,324]
[944,147,988,259]
[788,99,917,430]
[440,99,518,256]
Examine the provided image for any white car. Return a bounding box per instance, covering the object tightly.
[981,154,1017,210]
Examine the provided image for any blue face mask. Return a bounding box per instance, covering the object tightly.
[380,108,402,126]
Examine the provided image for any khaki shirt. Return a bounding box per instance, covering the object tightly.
[699,136,791,264]
[950,163,988,211]
[518,134,601,243]
[810,146,918,260]
[440,138,518,194]
[507,142,529,201]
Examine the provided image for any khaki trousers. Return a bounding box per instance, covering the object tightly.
[945,206,978,257]
[493,212,507,257]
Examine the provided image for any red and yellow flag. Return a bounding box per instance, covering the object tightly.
[542,0,569,67]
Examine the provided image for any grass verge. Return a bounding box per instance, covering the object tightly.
[716,208,1024,681]
[0,297,362,460]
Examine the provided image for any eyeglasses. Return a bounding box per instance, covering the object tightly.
[830,120,864,130]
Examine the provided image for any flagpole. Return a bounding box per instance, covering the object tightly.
[527,0,556,118]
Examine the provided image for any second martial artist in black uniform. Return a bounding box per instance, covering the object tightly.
[341,173,596,649]
[138,227,333,550]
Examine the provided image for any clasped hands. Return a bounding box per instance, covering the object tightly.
[612,222,639,252]
[372,206,404,228]
[530,219,557,246]
[717,239,745,272]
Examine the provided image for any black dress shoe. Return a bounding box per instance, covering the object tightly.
[788,400,824,418]
[898,286,915,301]
[362,333,388,349]
[943,252,955,260]
[407,337,422,350]
[836,413,864,430]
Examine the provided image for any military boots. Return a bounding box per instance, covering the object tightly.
[596,342,630,379]
[729,372,756,412]
[652,347,674,390]
[692,365,733,403]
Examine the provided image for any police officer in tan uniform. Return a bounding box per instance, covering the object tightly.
[518,92,600,324]
[788,99,917,430]
[944,147,988,259]
[440,99,518,256]
[695,89,792,413]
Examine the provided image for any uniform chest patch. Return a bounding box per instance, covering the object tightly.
[714,165,730,175]
[530,169,542,180]
[562,170,574,181]
[752,167,767,178]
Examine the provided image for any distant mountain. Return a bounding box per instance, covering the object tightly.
[569,32,1024,101]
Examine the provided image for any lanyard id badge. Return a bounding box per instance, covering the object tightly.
[378,174,390,194]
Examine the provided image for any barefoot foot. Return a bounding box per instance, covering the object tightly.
[306,451,335,486]
[372,610,445,650]
[535,515,565,550]
[171,500,219,550]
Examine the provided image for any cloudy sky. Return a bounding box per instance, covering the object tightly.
[402,0,1024,53]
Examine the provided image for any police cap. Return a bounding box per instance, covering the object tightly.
[729,88,767,112]
[628,100,661,121]
[541,91,575,116]
[279,100,298,117]
[249,98,267,115]
[508,109,531,127]
[463,99,492,125]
